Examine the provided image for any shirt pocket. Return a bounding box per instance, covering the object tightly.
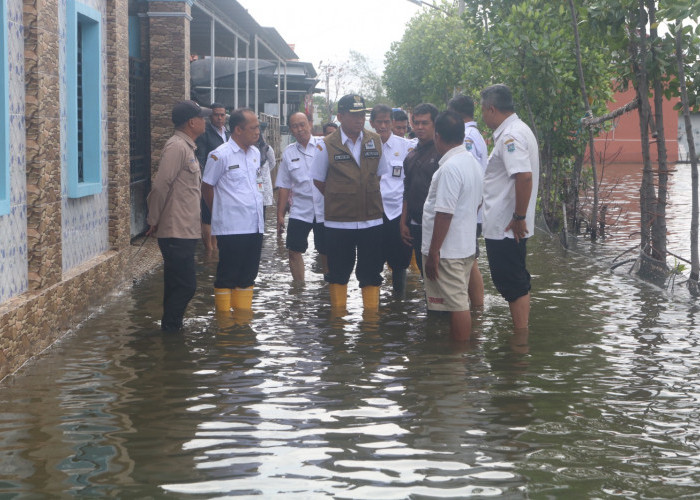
[186,157,201,182]
[288,161,309,184]
[225,166,250,190]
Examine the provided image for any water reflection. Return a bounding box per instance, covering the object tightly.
[2,196,700,496]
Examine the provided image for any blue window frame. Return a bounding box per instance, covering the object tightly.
[67,1,102,198]
[0,0,10,215]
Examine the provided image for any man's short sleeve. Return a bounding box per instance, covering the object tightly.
[501,133,532,177]
[202,149,225,186]
[310,139,329,182]
[275,150,292,189]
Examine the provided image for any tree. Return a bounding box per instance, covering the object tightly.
[383,3,483,108]
[464,0,616,232]
[585,0,700,279]
[344,50,387,108]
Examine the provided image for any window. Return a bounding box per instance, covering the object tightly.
[0,0,9,215]
[67,1,102,198]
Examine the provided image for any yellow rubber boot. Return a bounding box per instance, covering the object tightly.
[362,285,380,311]
[214,288,232,312]
[231,286,254,310]
[329,283,347,310]
[409,251,419,273]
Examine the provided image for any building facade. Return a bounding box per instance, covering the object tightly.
[0,0,317,379]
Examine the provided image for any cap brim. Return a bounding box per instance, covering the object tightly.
[200,108,213,118]
[339,108,368,113]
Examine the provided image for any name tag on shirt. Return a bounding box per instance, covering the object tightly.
[228,164,239,170]
[291,158,300,162]
[364,151,380,159]
[392,165,402,177]
[334,154,352,161]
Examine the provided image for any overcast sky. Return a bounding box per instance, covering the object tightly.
[237,0,423,73]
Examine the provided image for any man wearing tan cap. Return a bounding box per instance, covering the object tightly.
[146,100,211,331]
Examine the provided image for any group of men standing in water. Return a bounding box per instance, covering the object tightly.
[146,83,539,340]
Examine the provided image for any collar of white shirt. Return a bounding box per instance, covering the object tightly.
[438,145,466,166]
[493,113,519,141]
[340,127,364,148]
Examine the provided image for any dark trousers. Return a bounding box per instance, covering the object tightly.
[215,233,263,289]
[158,238,198,331]
[326,225,384,287]
[409,223,423,275]
[383,214,413,271]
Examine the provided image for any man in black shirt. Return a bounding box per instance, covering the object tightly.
[400,103,440,275]
[195,103,229,252]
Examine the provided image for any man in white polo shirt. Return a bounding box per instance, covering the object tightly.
[202,108,264,312]
[276,112,326,282]
[481,84,539,331]
[448,94,488,309]
[370,103,415,299]
[422,111,483,340]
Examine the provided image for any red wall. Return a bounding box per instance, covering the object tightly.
[593,86,679,164]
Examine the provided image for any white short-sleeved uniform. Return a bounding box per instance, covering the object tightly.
[275,136,325,223]
[310,128,391,229]
[422,146,483,258]
[379,133,415,221]
[482,113,539,241]
[202,139,264,236]
[464,121,488,224]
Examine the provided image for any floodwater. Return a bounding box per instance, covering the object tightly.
[2,165,700,498]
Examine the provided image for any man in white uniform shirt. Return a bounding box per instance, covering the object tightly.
[481,84,539,331]
[202,108,264,312]
[370,104,415,299]
[448,94,488,308]
[422,111,483,340]
[312,94,391,312]
[276,112,327,282]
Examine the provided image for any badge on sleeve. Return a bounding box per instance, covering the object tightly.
[505,138,516,153]
[316,144,324,151]
[210,154,219,161]
[465,139,473,151]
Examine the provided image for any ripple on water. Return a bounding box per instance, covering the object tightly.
[4,220,700,496]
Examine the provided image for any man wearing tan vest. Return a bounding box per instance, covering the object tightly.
[312,94,390,312]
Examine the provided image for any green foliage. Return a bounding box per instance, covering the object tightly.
[383,2,484,108]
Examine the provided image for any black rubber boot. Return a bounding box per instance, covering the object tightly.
[392,269,407,299]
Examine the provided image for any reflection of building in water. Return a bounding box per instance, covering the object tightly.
[593,86,682,164]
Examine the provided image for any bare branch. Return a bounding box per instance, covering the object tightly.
[581,98,640,128]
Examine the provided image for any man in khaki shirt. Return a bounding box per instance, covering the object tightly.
[146,100,211,331]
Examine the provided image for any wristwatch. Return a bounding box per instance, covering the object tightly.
[512,212,526,221]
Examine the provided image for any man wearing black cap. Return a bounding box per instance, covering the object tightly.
[311,94,390,313]
[146,100,211,331]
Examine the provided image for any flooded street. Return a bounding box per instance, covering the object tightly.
[2,164,700,498]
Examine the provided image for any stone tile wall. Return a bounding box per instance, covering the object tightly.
[0,0,134,379]
[0,0,28,303]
